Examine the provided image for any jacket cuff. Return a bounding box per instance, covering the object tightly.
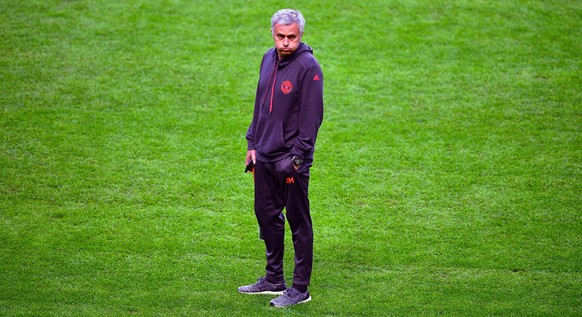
[290,152,303,160]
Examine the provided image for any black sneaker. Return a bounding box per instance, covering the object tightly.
[270,288,311,307]
[238,277,286,295]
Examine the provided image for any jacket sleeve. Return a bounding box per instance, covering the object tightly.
[246,56,268,150]
[246,80,261,150]
[291,65,324,160]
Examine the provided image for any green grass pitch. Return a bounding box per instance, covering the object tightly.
[1,0,580,316]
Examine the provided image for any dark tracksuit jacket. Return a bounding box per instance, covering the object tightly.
[246,42,323,287]
[246,42,324,165]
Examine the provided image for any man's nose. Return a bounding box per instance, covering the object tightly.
[283,38,289,46]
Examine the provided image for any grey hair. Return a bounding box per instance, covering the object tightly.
[271,9,305,35]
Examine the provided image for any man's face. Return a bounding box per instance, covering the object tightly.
[273,23,301,60]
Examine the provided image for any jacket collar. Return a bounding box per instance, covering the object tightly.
[272,42,312,67]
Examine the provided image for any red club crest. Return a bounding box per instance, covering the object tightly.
[281,80,292,94]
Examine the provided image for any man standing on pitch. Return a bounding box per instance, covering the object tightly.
[238,9,324,308]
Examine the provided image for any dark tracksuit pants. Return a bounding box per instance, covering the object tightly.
[254,157,313,288]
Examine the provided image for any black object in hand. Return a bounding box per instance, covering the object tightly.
[245,161,255,173]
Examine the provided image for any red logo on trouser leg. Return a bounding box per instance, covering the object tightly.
[286,177,295,184]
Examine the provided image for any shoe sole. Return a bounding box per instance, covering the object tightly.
[238,290,286,295]
[271,295,312,308]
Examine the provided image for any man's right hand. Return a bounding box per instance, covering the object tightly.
[246,150,256,165]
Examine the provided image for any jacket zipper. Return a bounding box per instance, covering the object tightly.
[269,62,278,115]
[259,60,278,115]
